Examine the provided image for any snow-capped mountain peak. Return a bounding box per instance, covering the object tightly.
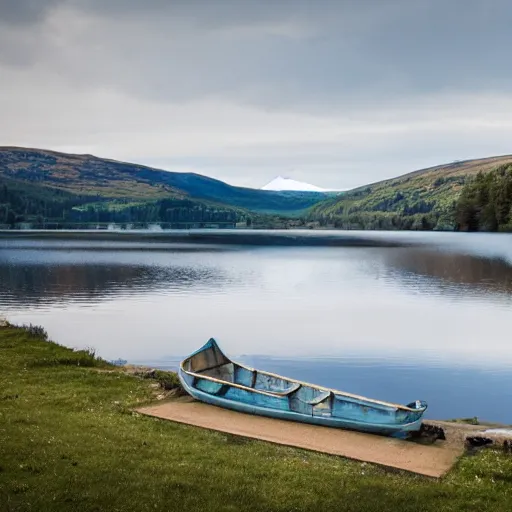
[261,176,326,192]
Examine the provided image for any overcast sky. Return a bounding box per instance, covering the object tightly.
[1,0,512,189]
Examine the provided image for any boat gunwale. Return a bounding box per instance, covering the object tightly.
[179,374,425,433]
[179,349,425,413]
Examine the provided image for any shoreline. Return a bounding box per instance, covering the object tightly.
[0,228,420,248]
[4,319,512,435]
[2,322,512,511]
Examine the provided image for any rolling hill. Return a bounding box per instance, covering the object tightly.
[2,147,512,231]
[0,147,331,215]
[309,155,512,230]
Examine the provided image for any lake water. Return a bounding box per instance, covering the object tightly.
[1,230,512,423]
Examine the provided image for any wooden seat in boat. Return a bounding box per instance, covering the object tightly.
[304,390,331,405]
[265,382,301,396]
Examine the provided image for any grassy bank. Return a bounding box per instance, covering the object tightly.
[1,326,511,511]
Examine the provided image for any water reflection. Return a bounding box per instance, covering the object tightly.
[381,248,512,299]
[0,263,234,309]
[2,232,512,422]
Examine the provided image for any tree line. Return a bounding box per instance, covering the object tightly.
[455,164,512,231]
[0,179,243,228]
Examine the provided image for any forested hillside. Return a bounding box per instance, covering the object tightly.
[0,176,93,227]
[308,155,512,231]
[0,175,243,228]
[0,147,328,216]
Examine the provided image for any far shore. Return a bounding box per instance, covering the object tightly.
[0,226,461,248]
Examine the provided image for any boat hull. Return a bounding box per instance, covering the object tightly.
[178,339,427,437]
[178,369,423,435]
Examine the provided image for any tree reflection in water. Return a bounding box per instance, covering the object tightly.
[0,263,230,309]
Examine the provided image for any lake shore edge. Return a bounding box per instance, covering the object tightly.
[2,322,512,511]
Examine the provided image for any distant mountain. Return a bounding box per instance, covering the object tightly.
[0,147,329,215]
[309,155,512,231]
[262,176,327,192]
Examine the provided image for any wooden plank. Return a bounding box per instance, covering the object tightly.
[136,399,462,478]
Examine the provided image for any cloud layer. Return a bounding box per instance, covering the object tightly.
[1,0,511,188]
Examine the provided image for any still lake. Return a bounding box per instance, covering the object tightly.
[1,230,512,423]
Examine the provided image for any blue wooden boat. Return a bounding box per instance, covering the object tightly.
[178,339,428,436]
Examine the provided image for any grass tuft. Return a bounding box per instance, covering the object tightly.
[133,367,184,392]
[1,393,19,401]
[28,347,106,368]
[18,323,49,340]
[151,369,182,391]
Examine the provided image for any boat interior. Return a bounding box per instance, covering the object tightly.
[182,339,426,415]
[185,340,352,406]
[185,341,300,394]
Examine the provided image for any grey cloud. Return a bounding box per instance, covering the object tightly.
[1,0,512,188]
[0,0,62,24]
[0,0,301,26]
[75,0,295,26]
[0,0,510,112]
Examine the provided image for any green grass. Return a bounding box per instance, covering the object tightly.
[1,325,512,511]
[448,417,480,426]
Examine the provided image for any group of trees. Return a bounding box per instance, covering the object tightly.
[307,190,456,231]
[0,180,89,227]
[69,199,240,226]
[455,165,512,231]
[310,211,441,231]
[0,178,242,228]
